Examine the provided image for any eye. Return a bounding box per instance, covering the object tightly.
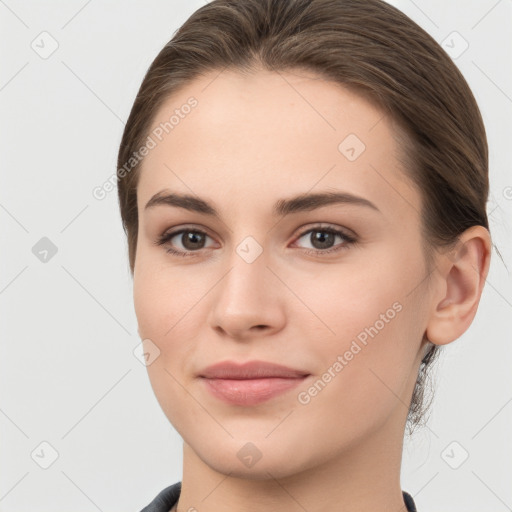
[154,228,215,257]
[154,224,357,258]
[293,225,357,255]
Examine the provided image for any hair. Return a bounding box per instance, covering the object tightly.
[117,0,490,434]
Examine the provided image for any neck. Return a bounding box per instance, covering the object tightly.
[175,405,408,512]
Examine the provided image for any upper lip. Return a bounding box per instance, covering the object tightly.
[199,360,310,379]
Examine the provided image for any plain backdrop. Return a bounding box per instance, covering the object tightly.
[1,1,511,511]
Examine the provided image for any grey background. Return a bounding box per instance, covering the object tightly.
[1,1,511,511]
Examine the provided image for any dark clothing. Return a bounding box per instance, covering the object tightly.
[140,481,418,511]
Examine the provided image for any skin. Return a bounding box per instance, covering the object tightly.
[133,68,491,512]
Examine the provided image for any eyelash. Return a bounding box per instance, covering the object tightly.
[154,225,357,258]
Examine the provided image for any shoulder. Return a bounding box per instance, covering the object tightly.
[139,481,182,512]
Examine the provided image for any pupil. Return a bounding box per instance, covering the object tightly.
[184,231,204,249]
[312,231,334,249]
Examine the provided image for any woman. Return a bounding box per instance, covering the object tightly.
[116,0,492,510]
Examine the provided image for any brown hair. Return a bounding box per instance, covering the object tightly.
[117,0,490,433]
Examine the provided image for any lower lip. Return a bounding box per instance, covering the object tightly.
[201,376,309,406]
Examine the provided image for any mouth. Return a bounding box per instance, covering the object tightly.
[200,375,310,406]
[198,359,310,379]
[198,360,311,406]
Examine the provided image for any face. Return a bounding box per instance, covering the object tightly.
[133,68,432,479]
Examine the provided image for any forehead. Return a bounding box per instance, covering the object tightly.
[137,68,419,221]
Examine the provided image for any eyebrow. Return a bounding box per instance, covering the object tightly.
[144,189,381,218]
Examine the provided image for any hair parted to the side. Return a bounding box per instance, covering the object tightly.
[117,0,490,434]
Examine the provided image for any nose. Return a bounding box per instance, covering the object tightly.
[208,249,286,340]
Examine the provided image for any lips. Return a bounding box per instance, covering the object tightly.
[198,360,311,406]
[198,360,310,379]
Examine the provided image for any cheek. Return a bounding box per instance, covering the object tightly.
[133,270,168,341]
[290,256,407,344]
[293,290,420,445]
[133,261,209,377]
[295,248,424,394]
[133,265,203,424]
[133,249,200,341]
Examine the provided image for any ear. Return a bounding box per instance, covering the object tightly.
[425,226,492,346]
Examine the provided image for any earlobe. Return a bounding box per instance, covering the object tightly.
[425,226,492,346]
